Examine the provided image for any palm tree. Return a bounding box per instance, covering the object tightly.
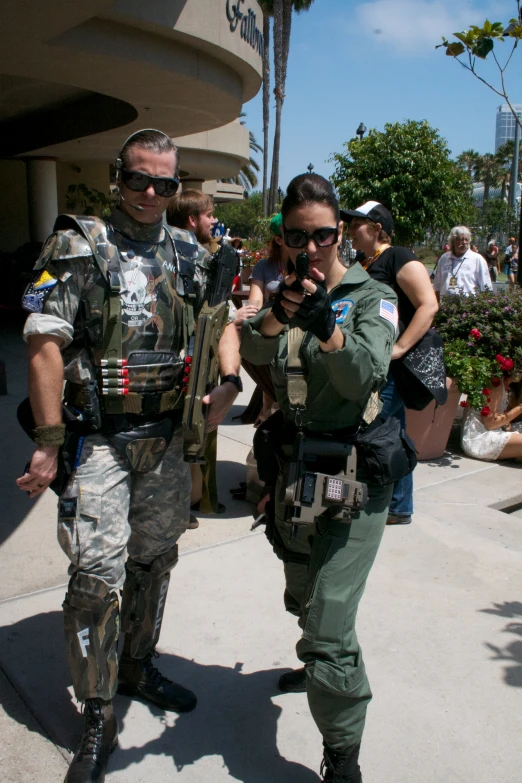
[268,0,315,213]
[456,149,481,178]
[220,115,262,192]
[474,152,506,204]
[258,1,273,215]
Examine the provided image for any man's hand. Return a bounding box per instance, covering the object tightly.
[234,303,259,327]
[16,446,59,498]
[203,382,239,427]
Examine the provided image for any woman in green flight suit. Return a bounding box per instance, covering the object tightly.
[240,174,398,782]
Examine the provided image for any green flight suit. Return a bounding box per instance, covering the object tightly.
[240,264,397,751]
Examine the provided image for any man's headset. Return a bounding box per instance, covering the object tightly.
[115,128,175,213]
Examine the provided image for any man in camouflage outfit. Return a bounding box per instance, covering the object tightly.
[16,130,241,783]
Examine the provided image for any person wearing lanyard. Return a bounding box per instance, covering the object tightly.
[241,174,398,782]
[432,226,492,299]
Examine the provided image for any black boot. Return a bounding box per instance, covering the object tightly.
[278,666,307,693]
[65,699,118,783]
[320,743,362,782]
[118,649,197,712]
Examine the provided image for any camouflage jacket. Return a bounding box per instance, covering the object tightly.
[23,208,210,393]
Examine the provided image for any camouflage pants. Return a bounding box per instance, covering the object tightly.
[58,427,191,590]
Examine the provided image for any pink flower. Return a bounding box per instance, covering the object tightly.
[469,328,482,340]
[503,358,514,371]
[492,377,501,387]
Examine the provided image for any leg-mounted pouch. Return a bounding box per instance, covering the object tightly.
[108,417,175,473]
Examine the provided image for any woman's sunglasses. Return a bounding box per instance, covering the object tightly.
[121,169,180,198]
[283,225,339,249]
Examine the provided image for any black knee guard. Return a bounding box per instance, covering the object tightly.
[120,545,179,659]
[63,573,119,702]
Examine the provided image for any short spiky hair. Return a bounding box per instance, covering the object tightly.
[120,129,179,177]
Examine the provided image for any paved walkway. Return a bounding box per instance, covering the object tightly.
[1,325,522,782]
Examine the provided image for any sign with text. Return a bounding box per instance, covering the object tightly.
[226,0,264,56]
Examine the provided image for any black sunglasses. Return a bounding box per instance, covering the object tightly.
[121,169,180,198]
[283,225,339,249]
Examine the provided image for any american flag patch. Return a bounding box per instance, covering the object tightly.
[379,299,398,330]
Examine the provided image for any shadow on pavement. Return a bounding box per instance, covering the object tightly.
[480,601,522,688]
[0,610,319,782]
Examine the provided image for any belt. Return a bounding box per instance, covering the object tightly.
[65,383,184,419]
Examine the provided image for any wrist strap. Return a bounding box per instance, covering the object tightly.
[34,423,66,447]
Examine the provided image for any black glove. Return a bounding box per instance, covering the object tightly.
[292,279,336,342]
[271,280,292,325]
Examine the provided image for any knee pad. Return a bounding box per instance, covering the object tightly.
[65,572,117,613]
[120,545,178,658]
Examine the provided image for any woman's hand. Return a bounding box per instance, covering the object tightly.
[234,303,259,326]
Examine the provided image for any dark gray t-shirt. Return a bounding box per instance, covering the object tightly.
[251,257,284,296]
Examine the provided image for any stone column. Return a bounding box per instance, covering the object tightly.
[26,158,59,242]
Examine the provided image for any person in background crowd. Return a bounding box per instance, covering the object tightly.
[167,190,251,518]
[241,213,291,424]
[248,213,290,308]
[508,245,519,291]
[461,372,522,460]
[484,240,500,283]
[432,226,492,299]
[344,201,438,525]
[241,173,398,782]
[504,236,516,276]
[470,243,479,253]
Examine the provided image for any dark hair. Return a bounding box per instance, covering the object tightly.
[120,129,180,177]
[167,189,213,228]
[281,173,339,223]
[230,237,243,250]
[269,237,282,263]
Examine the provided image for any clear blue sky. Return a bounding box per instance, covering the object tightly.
[243,0,520,190]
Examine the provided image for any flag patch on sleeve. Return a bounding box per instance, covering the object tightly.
[379,299,398,329]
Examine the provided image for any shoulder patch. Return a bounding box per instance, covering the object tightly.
[379,299,398,329]
[331,298,355,324]
[22,269,59,313]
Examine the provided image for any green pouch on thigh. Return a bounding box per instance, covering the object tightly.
[108,418,175,474]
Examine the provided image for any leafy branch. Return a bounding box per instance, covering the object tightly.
[436,2,522,132]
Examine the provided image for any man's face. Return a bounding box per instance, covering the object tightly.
[191,208,216,245]
[119,146,177,225]
[453,234,470,257]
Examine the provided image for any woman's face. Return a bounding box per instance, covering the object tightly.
[283,203,341,278]
[349,217,379,254]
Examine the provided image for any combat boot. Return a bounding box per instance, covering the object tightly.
[65,699,118,783]
[118,646,197,712]
[320,742,362,782]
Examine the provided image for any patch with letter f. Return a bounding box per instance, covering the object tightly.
[78,628,90,658]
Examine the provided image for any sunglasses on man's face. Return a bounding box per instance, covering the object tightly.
[121,169,180,198]
[283,225,339,249]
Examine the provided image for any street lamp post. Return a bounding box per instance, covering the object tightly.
[356,123,367,140]
[307,163,314,174]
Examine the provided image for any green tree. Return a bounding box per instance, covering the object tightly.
[213,191,264,237]
[473,152,506,204]
[331,120,474,246]
[437,3,522,134]
[470,199,518,244]
[268,0,315,213]
[456,149,481,178]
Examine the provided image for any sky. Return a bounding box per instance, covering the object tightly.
[243,0,521,190]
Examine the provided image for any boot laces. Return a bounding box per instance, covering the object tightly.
[78,700,104,756]
[142,650,172,688]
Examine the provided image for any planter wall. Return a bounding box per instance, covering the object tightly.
[405,377,461,460]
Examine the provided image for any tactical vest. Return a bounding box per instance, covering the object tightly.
[52,214,199,417]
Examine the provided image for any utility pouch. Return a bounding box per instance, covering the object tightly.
[355,414,417,486]
[126,351,184,393]
[108,417,175,473]
[252,409,288,486]
[281,431,368,525]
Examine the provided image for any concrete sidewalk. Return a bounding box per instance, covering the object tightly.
[1,328,522,782]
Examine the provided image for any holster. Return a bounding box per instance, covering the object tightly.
[107,417,176,473]
[280,431,368,525]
